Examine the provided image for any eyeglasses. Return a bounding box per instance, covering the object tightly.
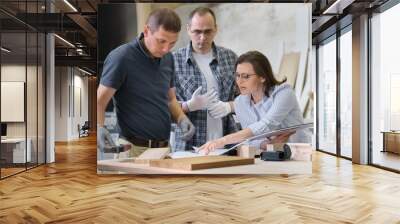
[190,29,215,36]
[235,72,256,81]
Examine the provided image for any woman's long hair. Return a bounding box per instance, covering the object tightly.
[235,51,286,97]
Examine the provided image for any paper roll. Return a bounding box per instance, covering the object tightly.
[283,143,313,161]
[237,145,256,158]
[265,143,285,151]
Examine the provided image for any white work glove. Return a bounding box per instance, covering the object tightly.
[97,125,117,151]
[208,100,232,119]
[177,115,196,141]
[184,86,218,112]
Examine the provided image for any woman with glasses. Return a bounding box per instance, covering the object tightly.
[198,50,309,154]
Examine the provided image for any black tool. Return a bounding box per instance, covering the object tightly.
[260,146,291,161]
[102,144,131,153]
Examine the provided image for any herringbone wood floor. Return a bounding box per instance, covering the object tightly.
[1,135,400,224]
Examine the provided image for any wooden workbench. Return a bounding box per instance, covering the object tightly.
[97,158,312,174]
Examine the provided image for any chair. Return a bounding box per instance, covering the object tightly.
[79,121,90,138]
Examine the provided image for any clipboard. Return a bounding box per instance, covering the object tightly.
[187,122,313,157]
[247,122,313,142]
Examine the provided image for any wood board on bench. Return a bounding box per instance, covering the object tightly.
[149,156,254,171]
[133,147,170,164]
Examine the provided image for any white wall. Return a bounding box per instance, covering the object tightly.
[72,73,89,138]
[173,3,311,75]
[1,65,41,137]
[55,67,68,141]
[1,65,26,140]
[1,63,46,163]
[1,64,26,82]
[54,67,89,141]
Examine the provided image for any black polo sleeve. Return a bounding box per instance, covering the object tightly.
[100,48,127,90]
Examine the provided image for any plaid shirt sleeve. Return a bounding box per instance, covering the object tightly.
[219,49,239,136]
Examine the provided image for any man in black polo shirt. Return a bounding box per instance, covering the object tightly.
[97,8,195,157]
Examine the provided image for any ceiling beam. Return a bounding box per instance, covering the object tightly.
[322,0,356,15]
[52,0,97,47]
[55,55,96,71]
[67,13,97,46]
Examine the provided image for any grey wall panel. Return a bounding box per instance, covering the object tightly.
[97,3,137,67]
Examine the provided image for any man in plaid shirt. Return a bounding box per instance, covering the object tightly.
[172,7,238,151]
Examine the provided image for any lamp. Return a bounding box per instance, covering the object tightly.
[322,0,355,15]
[63,0,78,12]
[78,67,94,76]
[1,47,11,53]
[54,34,75,48]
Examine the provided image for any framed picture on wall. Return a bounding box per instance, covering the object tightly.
[1,81,25,122]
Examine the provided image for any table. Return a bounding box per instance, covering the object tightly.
[381,131,400,154]
[97,158,312,174]
[1,138,32,165]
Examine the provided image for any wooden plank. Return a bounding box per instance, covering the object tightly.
[134,147,170,164]
[149,156,254,171]
[277,52,300,86]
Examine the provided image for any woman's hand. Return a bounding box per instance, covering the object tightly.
[198,137,227,155]
[260,131,294,149]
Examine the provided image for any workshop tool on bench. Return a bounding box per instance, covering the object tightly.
[102,144,131,154]
[260,146,291,161]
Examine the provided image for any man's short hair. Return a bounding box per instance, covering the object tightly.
[146,8,181,33]
[188,7,217,26]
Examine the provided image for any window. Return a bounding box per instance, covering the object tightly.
[339,28,352,158]
[317,36,337,154]
[370,2,400,171]
[0,1,47,179]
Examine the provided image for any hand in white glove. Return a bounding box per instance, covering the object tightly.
[177,115,196,141]
[185,87,218,112]
[208,101,232,119]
